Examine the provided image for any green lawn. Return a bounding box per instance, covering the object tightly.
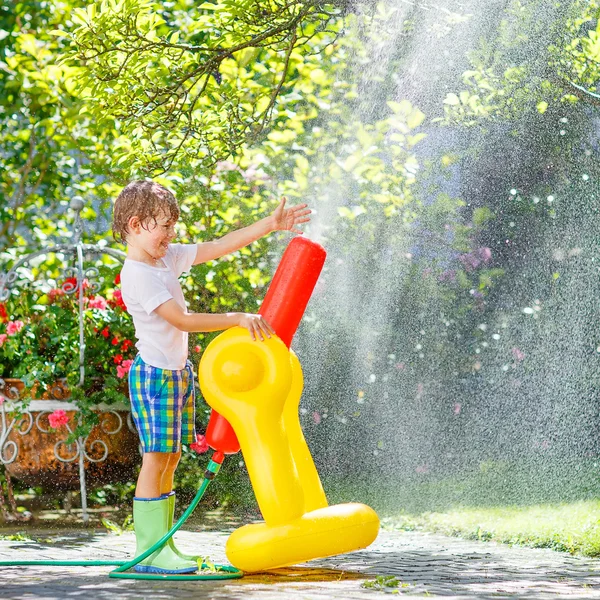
[325,458,600,557]
[383,500,600,556]
[384,500,600,556]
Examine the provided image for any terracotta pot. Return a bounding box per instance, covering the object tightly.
[0,379,140,491]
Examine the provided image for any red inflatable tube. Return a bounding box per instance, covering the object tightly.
[205,237,327,455]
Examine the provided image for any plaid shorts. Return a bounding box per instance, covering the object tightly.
[129,355,196,453]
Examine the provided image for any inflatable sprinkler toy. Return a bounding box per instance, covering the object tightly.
[199,236,380,573]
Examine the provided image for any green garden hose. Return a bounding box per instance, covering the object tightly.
[0,454,243,581]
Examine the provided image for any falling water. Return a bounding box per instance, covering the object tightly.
[290,0,599,514]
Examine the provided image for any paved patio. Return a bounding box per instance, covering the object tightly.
[1,525,600,599]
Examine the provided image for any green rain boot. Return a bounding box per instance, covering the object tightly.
[133,497,198,574]
[163,492,200,562]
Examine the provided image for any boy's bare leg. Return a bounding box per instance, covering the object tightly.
[160,451,181,496]
[135,452,171,498]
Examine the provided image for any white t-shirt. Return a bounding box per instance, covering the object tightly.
[120,243,197,370]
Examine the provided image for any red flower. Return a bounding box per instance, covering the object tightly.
[190,434,209,454]
[48,410,70,429]
[0,303,7,322]
[63,277,90,292]
[194,345,202,353]
[113,354,123,364]
[100,327,110,338]
[111,336,120,346]
[114,273,121,286]
[121,339,133,352]
[112,289,127,310]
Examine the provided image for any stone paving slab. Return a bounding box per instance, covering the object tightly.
[1,527,600,599]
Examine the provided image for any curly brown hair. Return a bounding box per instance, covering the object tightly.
[112,180,180,243]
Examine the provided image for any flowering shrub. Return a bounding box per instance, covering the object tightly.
[0,268,136,437]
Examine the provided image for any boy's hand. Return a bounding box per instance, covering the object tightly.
[271,197,311,234]
[237,313,276,341]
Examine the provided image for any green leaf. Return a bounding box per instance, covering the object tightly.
[443,93,460,105]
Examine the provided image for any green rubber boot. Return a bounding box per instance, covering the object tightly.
[164,492,200,562]
[133,497,198,574]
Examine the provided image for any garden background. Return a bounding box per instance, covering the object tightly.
[3,0,600,555]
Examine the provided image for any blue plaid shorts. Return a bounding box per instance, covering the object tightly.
[128,355,196,453]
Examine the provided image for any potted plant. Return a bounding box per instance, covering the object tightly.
[0,267,140,488]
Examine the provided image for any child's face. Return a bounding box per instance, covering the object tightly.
[130,210,177,260]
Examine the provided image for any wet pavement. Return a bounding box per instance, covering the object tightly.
[1,525,600,598]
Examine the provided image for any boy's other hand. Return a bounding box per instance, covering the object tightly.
[271,197,311,234]
[237,313,276,341]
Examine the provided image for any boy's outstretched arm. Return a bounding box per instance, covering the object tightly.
[192,197,311,265]
[154,299,275,341]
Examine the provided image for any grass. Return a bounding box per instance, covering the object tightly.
[384,500,600,557]
[324,458,600,557]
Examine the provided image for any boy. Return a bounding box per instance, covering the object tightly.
[112,180,311,574]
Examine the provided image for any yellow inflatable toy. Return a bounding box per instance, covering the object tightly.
[198,238,379,572]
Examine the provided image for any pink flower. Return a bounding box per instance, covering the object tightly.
[439,270,457,283]
[88,295,108,310]
[396,363,405,370]
[190,434,209,454]
[512,347,525,362]
[116,359,133,379]
[6,320,24,336]
[459,252,481,271]
[0,334,7,347]
[415,465,430,474]
[478,247,492,263]
[0,395,4,405]
[453,402,462,415]
[194,345,202,353]
[48,410,69,429]
[48,288,65,302]
[312,411,321,425]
